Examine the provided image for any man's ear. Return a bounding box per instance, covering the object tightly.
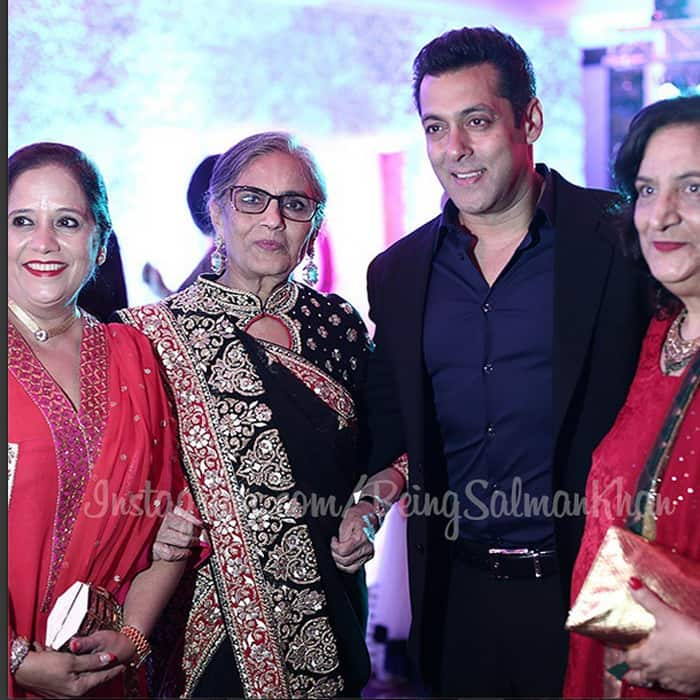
[523,97,544,145]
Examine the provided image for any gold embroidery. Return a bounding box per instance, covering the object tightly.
[238,429,294,491]
[286,617,340,674]
[264,525,321,585]
[210,342,264,397]
[272,587,326,635]
[182,568,228,697]
[121,291,346,698]
[173,278,302,354]
[263,344,355,426]
[242,491,299,550]
[289,674,344,699]
[216,398,272,454]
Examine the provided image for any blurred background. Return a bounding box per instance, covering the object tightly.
[9,0,700,693]
[10,0,700,317]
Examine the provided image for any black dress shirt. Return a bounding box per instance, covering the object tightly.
[423,167,556,547]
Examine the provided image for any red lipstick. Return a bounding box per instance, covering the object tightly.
[653,242,686,252]
[23,260,68,277]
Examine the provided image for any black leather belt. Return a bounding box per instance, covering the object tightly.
[451,539,558,580]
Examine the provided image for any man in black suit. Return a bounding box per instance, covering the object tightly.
[363,26,649,697]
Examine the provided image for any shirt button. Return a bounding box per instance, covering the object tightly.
[486,424,496,438]
[483,363,494,374]
[481,302,492,313]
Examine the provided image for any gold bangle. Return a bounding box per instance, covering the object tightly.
[119,624,151,669]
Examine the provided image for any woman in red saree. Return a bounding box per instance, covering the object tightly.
[8,142,188,698]
[564,97,700,698]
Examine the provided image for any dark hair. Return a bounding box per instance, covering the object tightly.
[207,131,327,234]
[187,154,219,236]
[412,26,536,126]
[8,142,113,251]
[613,95,700,317]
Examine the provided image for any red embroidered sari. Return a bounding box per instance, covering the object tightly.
[564,317,700,698]
[8,317,186,698]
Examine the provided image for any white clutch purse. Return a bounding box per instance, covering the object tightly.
[45,581,123,650]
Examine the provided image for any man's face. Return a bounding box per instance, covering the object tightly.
[419,62,541,225]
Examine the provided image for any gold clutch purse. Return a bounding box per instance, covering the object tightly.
[567,351,700,649]
[566,525,700,647]
[45,581,123,651]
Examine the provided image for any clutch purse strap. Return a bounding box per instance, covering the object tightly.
[626,349,700,540]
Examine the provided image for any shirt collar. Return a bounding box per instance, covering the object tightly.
[435,163,554,253]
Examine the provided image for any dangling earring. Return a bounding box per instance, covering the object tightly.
[210,233,225,275]
[96,246,107,266]
[302,241,319,287]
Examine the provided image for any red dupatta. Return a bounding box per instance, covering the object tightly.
[564,318,700,699]
[8,318,185,698]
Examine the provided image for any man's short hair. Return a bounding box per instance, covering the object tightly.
[412,26,536,127]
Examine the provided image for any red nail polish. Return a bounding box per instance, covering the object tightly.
[629,576,643,590]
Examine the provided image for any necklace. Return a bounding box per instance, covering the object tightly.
[8,300,81,343]
[662,308,700,375]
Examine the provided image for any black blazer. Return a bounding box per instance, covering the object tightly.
[365,168,650,685]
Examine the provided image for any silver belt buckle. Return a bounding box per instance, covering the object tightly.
[487,547,530,580]
[488,547,530,555]
[532,551,542,578]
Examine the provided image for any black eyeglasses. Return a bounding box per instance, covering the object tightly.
[230,186,319,222]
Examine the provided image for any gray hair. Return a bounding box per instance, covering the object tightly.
[207,131,327,233]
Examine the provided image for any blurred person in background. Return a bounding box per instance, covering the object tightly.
[142,154,218,297]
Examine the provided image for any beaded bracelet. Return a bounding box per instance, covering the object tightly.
[119,624,151,669]
[10,635,30,675]
[361,514,377,543]
[358,493,392,525]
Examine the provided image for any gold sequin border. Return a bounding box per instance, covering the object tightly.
[121,303,346,698]
[263,343,356,425]
[181,568,228,697]
[119,304,289,698]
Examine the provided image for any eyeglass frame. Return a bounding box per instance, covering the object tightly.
[229,185,321,223]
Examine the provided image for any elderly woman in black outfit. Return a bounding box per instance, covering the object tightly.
[120,131,379,698]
